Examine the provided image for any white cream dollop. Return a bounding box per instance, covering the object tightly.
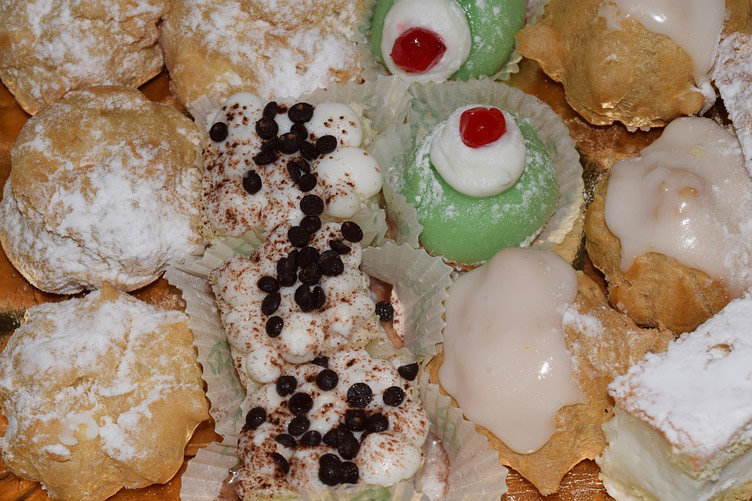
[307,102,363,147]
[381,0,471,83]
[438,247,585,453]
[316,147,383,200]
[429,105,526,197]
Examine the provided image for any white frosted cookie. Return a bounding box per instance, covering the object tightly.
[0,0,168,115]
[0,86,204,294]
[159,0,364,106]
[0,286,209,501]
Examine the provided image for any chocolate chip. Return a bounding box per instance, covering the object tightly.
[337,431,360,460]
[287,161,302,183]
[300,195,324,216]
[244,407,266,430]
[300,430,321,446]
[298,173,317,192]
[299,264,321,286]
[375,301,394,321]
[311,355,329,368]
[312,286,326,309]
[278,132,302,154]
[263,101,278,119]
[288,392,313,416]
[288,226,309,247]
[277,269,297,287]
[294,285,315,312]
[300,141,319,160]
[341,221,363,243]
[253,149,277,166]
[383,386,405,407]
[275,433,297,449]
[344,409,367,432]
[291,123,308,141]
[319,253,344,277]
[277,255,297,275]
[258,276,280,293]
[261,137,279,151]
[323,427,340,447]
[366,413,389,433]
[341,461,359,484]
[300,215,321,235]
[209,122,228,142]
[397,363,419,381]
[271,452,290,474]
[261,292,281,315]
[298,246,320,269]
[316,135,338,154]
[318,453,342,486]
[276,375,297,397]
[266,316,283,337]
[287,416,309,436]
[255,118,278,140]
[329,239,351,254]
[316,369,338,391]
[296,158,311,173]
[289,102,314,123]
[241,171,262,195]
[347,383,372,408]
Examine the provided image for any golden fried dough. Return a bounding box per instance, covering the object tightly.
[0,0,168,115]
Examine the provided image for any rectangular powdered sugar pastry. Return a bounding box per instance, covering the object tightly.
[597,295,752,501]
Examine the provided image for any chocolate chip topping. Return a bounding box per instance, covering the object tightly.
[316,135,338,154]
[341,221,363,243]
[300,141,320,160]
[276,375,297,397]
[383,386,405,407]
[337,428,360,459]
[278,132,302,154]
[375,300,394,322]
[366,412,389,434]
[258,276,280,293]
[262,101,278,119]
[300,430,322,446]
[344,409,367,432]
[294,285,315,312]
[299,215,321,235]
[318,453,342,486]
[312,286,326,310]
[288,226,309,248]
[275,433,297,449]
[244,407,266,430]
[242,171,262,195]
[288,102,314,123]
[347,383,372,408]
[319,252,344,277]
[266,316,284,337]
[290,123,308,141]
[277,269,296,288]
[341,461,359,484]
[297,246,319,269]
[397,363,419,381]
[286,161,302,183]
[261,292,281,315]
[311,355,329,368]
[322,427,340,448]
[329,239,351,254]
[255,118,278,140]
[288,392,314,416]
[316,369,338,391]
[298,173,317,192]
[271,452,290,474]
[209,122,228,142]
[298,264,321,286]
[253,149,277,166]
[288,416,310,436]
[300,195,325,216]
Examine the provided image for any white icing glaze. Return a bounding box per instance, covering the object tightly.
[602,0,724,89]
[604,117,752,295]
[429,105,526,197]
[438,248,585,453]
[381,0,471,83]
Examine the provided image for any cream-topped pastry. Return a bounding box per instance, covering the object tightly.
[210,219,381,387]
[439,248,585,453]
[235,349,430,497]
[604,117,752,296]
[202,93,382,238]
[598,294,752,501]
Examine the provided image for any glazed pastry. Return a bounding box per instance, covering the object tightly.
[210,219,382,387]
[432,247,672,494]
[0,0,167,115]
[598,295,752,501]
[234,349,432,497]
[517,0,751,129]
[0,87,204,294]
[585,117,752,333]
[202,93,382,239]
[0,286,209,501]
[368,0,525,83]
[399,104,558,265]
[159,0,363,107]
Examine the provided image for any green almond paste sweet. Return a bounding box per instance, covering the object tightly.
[399,105,559,265]
[369,0,525,83]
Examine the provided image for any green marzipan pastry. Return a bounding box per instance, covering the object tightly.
[368,0,525,80]
[399,114,559,264]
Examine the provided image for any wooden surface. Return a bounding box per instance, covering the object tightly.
[0,63,637,500]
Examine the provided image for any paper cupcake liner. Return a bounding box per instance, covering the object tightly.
[418,371,509,500]
[376,79,584,255]
[361,242,453,360]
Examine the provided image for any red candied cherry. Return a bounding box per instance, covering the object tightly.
[390,27,447,74]
[459,107,507,148]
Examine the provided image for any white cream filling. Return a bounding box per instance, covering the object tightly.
[381,0,471,83]
[429,106,527,197]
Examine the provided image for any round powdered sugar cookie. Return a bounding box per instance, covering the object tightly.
[0,0,168,115]
[0,86,204,294]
